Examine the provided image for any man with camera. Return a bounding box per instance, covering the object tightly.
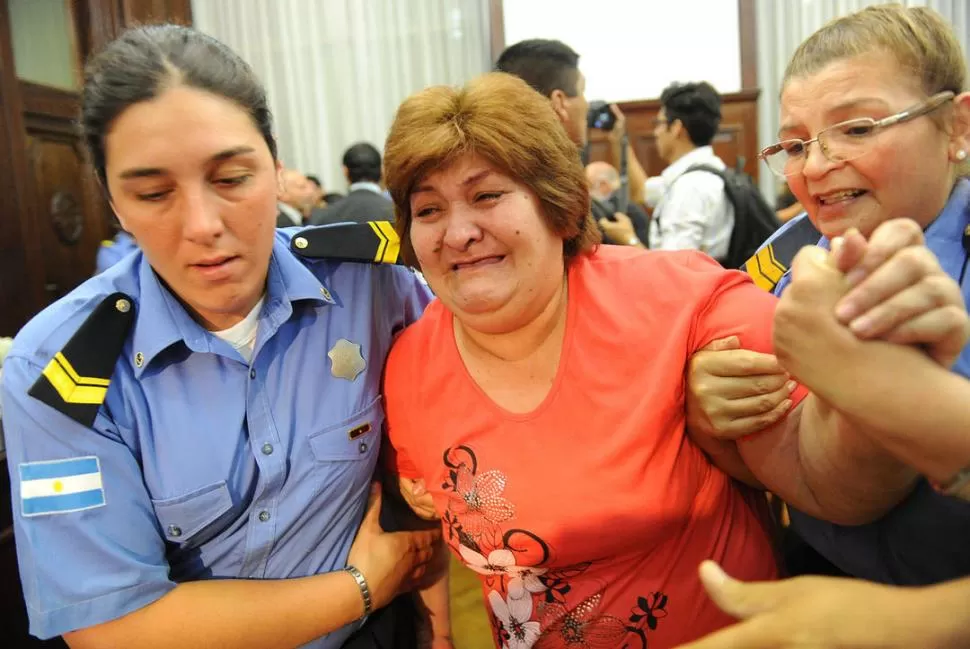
[495,39,649,247]
[586,161,651,247]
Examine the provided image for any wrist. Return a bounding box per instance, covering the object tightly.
[344,565,373,620]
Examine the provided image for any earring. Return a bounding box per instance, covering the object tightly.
[957,150,967,161]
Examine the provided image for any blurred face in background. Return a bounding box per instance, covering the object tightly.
[279,168,317,214]
[551,71,589,148]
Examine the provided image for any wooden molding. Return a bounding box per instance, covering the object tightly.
[739,0,758,90]
[20,80,80,121]
[613,88,760,114]
[488,0,504,65]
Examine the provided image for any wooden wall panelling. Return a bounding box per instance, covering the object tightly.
[120,0,193,26]
[739,0,758,90]
[0,2,45,336]
[488,0,504,64]
[587,90,762,188]
[20,81,109,302]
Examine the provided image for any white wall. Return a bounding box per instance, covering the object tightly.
[503,0,741,102]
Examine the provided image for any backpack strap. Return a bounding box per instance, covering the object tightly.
[28,293,136,427]
[680,163,727,180]
[743,215,822,291]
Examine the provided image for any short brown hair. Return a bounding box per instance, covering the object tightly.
[783,4,966,97]
[383,72,599,266]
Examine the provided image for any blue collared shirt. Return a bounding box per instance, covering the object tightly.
[777,179,970,584]
[94,232,139,275]
[2,229,432,643]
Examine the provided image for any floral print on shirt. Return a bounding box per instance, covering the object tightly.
[440,445,669,648]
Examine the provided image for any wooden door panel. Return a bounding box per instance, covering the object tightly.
[25,133,103,301]
[21,81,108,304]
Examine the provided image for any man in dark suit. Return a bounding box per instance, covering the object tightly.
[310,143,394,225]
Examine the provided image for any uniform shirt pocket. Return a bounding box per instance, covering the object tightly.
[307,396,383,462]
[152,480,233,546]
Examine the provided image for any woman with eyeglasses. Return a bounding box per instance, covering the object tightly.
[686,0,970,591]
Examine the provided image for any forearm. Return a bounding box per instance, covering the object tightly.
[65,572,364,649]
[919,577,970,649]
[803,340,970,485]
[739,399,917,525]
[625,144,647,205]
[416,567,452,646]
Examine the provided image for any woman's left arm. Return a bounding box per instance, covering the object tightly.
[772,230,970,492]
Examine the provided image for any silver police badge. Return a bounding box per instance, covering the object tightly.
[328,339,366,381]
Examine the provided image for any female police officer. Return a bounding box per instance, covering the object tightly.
[685,3,970,586]
[0,24,437,649]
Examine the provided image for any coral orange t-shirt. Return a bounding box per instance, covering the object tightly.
[384,246,803,649]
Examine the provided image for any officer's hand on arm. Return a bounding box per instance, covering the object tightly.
[684,337,793,487]
[384,475,452,648]
[347,484,442,605]
[673,562,970,649]
[685,337,796,441]
[828,219,970,368]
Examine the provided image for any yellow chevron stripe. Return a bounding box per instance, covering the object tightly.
[756,247,786,284]
[368,221,388,263]
[764,244,787,275]
[54,353,110,387]
[374,221,400,264]
[744,257,776,291]
[42,354,109,404]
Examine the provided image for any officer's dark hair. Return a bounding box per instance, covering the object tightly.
[342,142,383,184]
[494,39,581,98]
[81,23,277,190]
[659,81,722,147]
[306,174,323,189]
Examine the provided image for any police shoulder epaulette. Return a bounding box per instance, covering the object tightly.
[743,215,822,292]
[290,221,402,265]
[28,292,136,428]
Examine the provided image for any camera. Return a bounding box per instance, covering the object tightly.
[587,100,616,131]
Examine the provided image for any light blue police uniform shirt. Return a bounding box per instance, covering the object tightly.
[770,179,970,584]
[1,229,432,643]
[94,231,139,275]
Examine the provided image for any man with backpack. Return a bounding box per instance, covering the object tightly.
[651,82,780,268]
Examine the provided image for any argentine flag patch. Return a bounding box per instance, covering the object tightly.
[20,456,105,517]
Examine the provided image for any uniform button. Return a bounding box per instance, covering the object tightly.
[167,525,182,538]
[261,443,274,455]
[258,510,271,522]
[358,442,368,454]
[249,368,256,379]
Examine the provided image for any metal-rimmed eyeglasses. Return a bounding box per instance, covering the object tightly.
[759,91,955,177]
